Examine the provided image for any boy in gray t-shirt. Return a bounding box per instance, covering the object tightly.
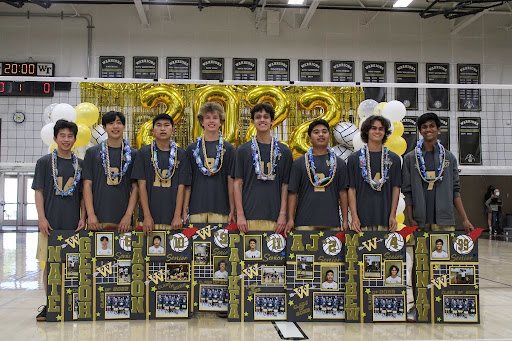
[131,113,187,232]
[83,111,138,233]
[347,115,401,232]
[33,119,86,322]
[286,119,348,231]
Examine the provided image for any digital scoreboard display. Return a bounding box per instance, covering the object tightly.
[0,62,55,96]
[0,81,54,97]
[0,62,55,77]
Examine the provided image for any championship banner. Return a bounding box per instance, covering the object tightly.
[189,223,236,315]
[402,116,418,155]
[229,231,287,322]
[200,57,224,81]
[167,57,191,80]
[330,61,354,82]
[144,227,193,319]
[133,57,158,79]
[439,116,450,150]
[233,58,257,81]
[266,59,290,82]
[457,64,481,111]
[299,59,323,82]
[353,231,408,323]
[426,63,450,111]
[46,230,90,322]
[363,61,386,102]
[412,230,482,324]
[458,117,482,165]
[99,56,124,78]
[395,62,418,110]
[285,230,345,322]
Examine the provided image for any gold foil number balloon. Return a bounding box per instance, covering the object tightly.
[289,91,342,159]
[192,85,239,145]
[136,86,185,148]
[244,86,290,143]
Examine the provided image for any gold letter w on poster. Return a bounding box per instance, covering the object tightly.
[293,284,310,299]
[361,237,378,252]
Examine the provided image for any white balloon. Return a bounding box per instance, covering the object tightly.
[357,99,378,119]
[332,144,353,162]
[51,103,77,123]
[43,103,58,124]
[396,195,406,215]
[40,123,55,146]
[382,100,406,122]
[352,132,364,150]
[90,125,108,145]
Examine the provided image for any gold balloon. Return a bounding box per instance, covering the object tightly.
[396,212,405,224]
[75,102,100,126]
[289,91,342,159]
[192,85,239,146]
[244,86,290,142]
[391,121,404,137]
[385,135,407,156]
[373,102,386,115]
[136,86,185,148]
[75,123,92,147]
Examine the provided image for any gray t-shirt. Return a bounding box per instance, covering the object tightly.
[288,154,348,227]
[184,139,235,216]
[83,144,137,224]
[233,141,292,221]
[131,144,187,224]
[423,151,436,224]
[32,154,84,230]
[347,149,402,227]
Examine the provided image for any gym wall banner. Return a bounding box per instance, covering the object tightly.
[363,61,386,103]
[458,64,481,112]
[395,62,418,111]
[299,59,323,82]
[439,116,450,151]
[133,57,158,79]
[266,59,290,82]
[200,58,225,81]
[458,117,482,165]
[167,57,191,80]
[330,61,355,82]
[99,56,125,78]
[402,116,418,155]
[426,63,450,111]
[233,58,257,81]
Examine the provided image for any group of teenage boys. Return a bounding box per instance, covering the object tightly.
[34,101,474,322]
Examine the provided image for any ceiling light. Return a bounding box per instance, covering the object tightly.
[393,0,413,8]
[288,0,305,5]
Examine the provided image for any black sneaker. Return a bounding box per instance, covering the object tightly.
[216,311,228,318]
[36,305,47,322]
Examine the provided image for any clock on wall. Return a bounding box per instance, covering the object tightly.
[13,112,25,124]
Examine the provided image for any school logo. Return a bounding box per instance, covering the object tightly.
[214,229,229,248]
[453,235,474,255]
[385,232,404,252]
[170,233,189,252]
[464,154,476,163]
[118,233,132,251]
[434,100,442,109]
[322,236,342,256]
[403,99,411,108]
[266,233,286,253]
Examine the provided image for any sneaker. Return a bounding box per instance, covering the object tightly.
[216,312,228,318]
[406,307,417,322]
[36,305,47,322]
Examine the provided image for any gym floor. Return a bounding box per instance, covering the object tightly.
[1,230,511,341]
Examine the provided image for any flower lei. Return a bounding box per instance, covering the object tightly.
[51,149,81,197]
[152,139,178,181]
[251,135,280,181]
[193,133,224,176]
[359,144,390,191]
[100,139,132,184]
[415,138,446,185]
[305,147,337,188]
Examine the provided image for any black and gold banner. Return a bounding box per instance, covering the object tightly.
[200,57,224,81]
[133,57,158,79]
[426,63,450,111]
[167,57,191,80]
[299,59,323,82]
[395,62,418,110]
[402,116,418,154]
[330,61,354,82]
[458,117,482,165]
[233,58,257,81]
[266,59,290,81]
[439,116,450,150]
[99,56,124,78]
[363,61,386,102]
[458,64,481,111]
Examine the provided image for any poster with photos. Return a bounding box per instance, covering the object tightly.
[47,230,90,322]
[188,223,237,314]
[347,231,408,323]
[285,230,346,322]
[429,231,480,324]
[229,231,287,322]
[144,227,193,319]
[93,229,133,321]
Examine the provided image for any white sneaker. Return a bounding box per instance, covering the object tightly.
[407,307,417,322]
